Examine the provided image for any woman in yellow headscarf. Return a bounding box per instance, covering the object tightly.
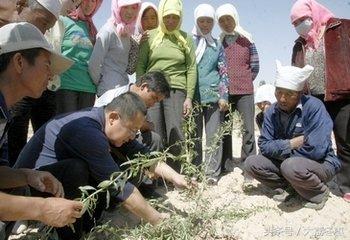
[136,0,197,166]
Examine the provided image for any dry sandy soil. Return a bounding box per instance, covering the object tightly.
[10,127,350,240]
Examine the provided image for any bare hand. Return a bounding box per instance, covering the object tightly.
[39,198,83,227]
[21,169,64,197]
[218,99,229,112]
[183,98,193,117]
[290,135,304,149]
[172,174,198,189]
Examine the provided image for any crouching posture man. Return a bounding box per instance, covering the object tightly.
[15,92,191,239]
[245,61,341,210]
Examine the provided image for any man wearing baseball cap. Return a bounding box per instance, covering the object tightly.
[245,60,341,210]
[0,0,67,167]
[0,22,80,239]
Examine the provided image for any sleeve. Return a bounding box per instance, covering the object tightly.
[135,38,150,80]
[184,35,197,99]
[58,120,134,202]
[258,108,292,161]
[217,45,229,101]
[88,28,111,85]
[249,42,260,81]
[292,101,334,161]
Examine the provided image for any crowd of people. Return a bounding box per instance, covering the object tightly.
[0,0,349,239]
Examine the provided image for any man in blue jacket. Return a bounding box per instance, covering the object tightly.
[245,60,341,210]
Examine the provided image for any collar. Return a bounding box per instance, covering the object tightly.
[0,92,10,120]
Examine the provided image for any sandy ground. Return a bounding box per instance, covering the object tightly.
[94,130,350,240]
[11,124,350,240]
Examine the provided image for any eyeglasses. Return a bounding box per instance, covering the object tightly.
[120,119,139,137]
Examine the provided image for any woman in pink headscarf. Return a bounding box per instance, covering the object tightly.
[55,0,102,115]
[89,0,141,97]
[291,0,350,203]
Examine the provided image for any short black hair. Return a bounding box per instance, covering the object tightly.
[105,92,147,121]
[135,70,171,98]
[0,48,43,73]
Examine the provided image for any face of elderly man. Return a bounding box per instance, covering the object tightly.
[275,87,302,113]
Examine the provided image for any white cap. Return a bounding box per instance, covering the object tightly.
[0,22,73,75]
[37,0,62,19]
[254,84,277,104]
[275,60,314,91]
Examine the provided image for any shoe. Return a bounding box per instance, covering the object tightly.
[207,176,219,185]
[272,187,296,202]
[343,193,350,202]
[302,188,330,210]
[242,172,254,188]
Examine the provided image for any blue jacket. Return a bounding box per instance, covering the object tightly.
[259,95,341,172]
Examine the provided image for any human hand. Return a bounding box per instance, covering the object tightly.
[183,98,193,117]
[39,198,83,227]
[218,99,229,112]
[172,174,198,189]
[21,169,64,197]
[150,212,170,225]
[290,135,304,149]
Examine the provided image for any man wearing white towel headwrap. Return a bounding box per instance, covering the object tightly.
[245,60,341,210]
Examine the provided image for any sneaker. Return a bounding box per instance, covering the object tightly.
[302,188,330,210]
[207,176,219,186]
[272,187,296,202]
[343,193,350,202]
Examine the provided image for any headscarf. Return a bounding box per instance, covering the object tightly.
[68,0,103,44]
[290,0,334,49]
[192,4,216,63]
[254,84,277,105]
[275,60,314,91]
[135,2,158,34]
[150,0,189,53]
[216,3,253,43]
[109,0,141,37]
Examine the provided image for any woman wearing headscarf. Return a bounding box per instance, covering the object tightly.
[89,0,141,97]
[56,0,102,114]
[125,2,159,76]
[192,4,229,185]
[136,2,158,36]
[136,0,197,167]
[290,0,350,202]
[216,4,259,171]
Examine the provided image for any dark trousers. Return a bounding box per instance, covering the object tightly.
[147,89,186,171]
[315,97,350,195]
[137,131,163,152]
[222,94,256,162]
[56,89,96,115]
[36,159,95,240]
[331,101,350,195]
[8,90,56,166]
[193,103,223,177]
[245,155,335,203]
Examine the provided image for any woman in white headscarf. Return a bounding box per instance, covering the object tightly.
[136,2,158,35]
[192,3,229,184]
[216,3,259,170]
[136,0,196,168]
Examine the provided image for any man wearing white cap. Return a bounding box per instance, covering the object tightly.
[0,0,65,167]
[245,61,341,210]
[0,22,82,239]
